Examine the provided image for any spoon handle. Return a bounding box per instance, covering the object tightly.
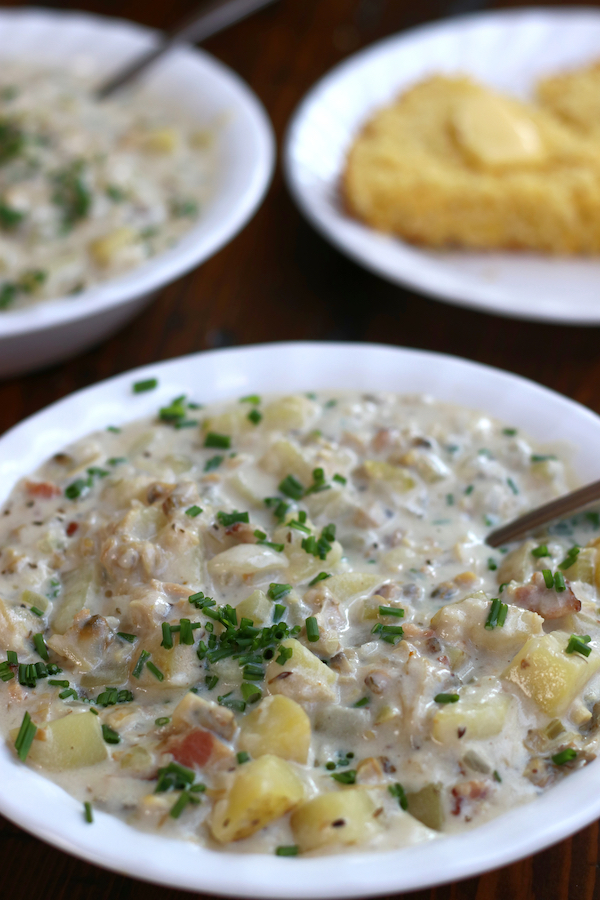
[97,0,278,99]
[486,477,600,547]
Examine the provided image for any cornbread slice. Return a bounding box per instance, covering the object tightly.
[343,75,600,253]
[537,61,600,140]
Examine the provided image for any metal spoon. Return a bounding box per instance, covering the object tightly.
[96,0,278,99]
[486,478,600,547]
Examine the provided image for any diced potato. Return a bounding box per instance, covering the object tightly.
[210,754,304,842]
[503,631,600,716]
[326,572,381,603]
[282,532,343,583]
[89,227,137,266]
[266,638,338,703]
[431,593,543,655]
[238,695,311,763]
[171,691,235,740]
[496,540,537,585]
[134,641,198,690]
[259,439,313,483]
[143,127,179,153]
[0,598,14,647]
[80,662,130,687]
[120,745,154,772]
[20,712,107,770]
[406,783,444,830]
[261,396,317,432]
[358,460,415,493]
[228,466,276,506]
[381,545,418,573]
[236,589,272,626]
[291,789,379,852]
[21,589,49,614]
[393,449,449,483]
[203,407,252,439]
[207,544,289,579]
[565,547,596,585]
[52,564,96,635]
[432,683,510,742]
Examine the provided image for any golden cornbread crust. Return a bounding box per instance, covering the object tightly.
[537,61,600,140]
[343,75,600,253]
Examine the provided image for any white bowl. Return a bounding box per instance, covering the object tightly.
[0,8,275,378]
[1,341,600,896]
[285,8,600,325]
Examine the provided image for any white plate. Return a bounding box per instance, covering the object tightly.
[0,8,275,378]
[285,8,600,325]
[1,341,600,896]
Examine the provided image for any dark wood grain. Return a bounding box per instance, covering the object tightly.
[1,0,600,896]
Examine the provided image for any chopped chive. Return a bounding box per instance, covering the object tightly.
[83,802,93,823]
[354,697,369,708]
[204,455,223,472]
[507,477,519,495]
[155,717,170,727]
[502,428,517,436]
[161,623,173,650]
[554,571,566,592]
[240,394,261,404]
[179,618,194,646]
[185,505,203,517]
[286,519,311,534]
[30,606,43,617]
[268,583,292,602]
[276,845,299,857]
[532,454,557,463]
[388,782,408,811]
[117,632,136,643]
[205,675,219,690]
[542,569,554,589]
[331,770,356,784]
[309,572,331,586]
[565,634,592,657]
[493,770,502,783]
[273,603,286,623]
[132,649,150,679]
[133,378,158,393]
[558,546,580,570]
[531,544,549,558]
[498,582,509,593]
[15,711,37,761]
[464,485,474,496]
[218,695,246,713]
[305,616,320,642]
[485,598,508,630]
[169,791,194,819]
[217,510,249,527]
[106,425,121,433]
[279,474,304,500]
[236,751,250,764]
[552,748,577,766]
[59,688,78,700]
[247,409,262,425]
[48,679,69,688]
[275,646,293,665]
[487,558,498,571]
[147,662,164,682]
[434,693,459,704]
[33,633,48,661]
[101,724,120,744]
[241,682,261,703]
[204,432,231,449]
[379,606,404,618]
[332,474,347,486]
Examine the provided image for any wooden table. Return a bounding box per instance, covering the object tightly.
[1,0,599,897]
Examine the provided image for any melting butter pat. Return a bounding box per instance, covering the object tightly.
[453,92,545,167]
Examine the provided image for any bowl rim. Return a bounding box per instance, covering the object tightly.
[0,6,275,337]
[2,340,600,896]
[283,6,600,326]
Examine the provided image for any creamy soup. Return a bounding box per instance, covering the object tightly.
[1,388,599,856]
[0,67,213,310]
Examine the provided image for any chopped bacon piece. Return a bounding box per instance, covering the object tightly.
[509,571,580,620]
[66,522,79,537]
[169,728,232,770]
[25,481,60,499]
[451,780,490,815]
